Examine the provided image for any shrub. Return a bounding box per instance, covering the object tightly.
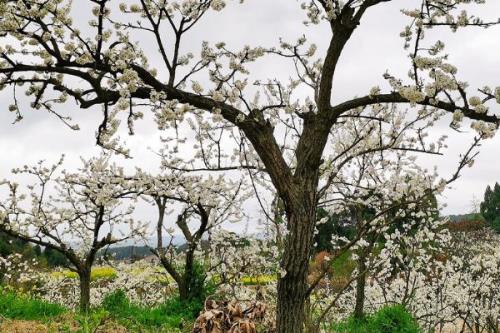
[187,261,214,301]
[332,305,421,333]
[446,218,486,233]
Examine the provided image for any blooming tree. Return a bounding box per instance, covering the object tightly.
[1,0,500,331]
[349,225,500,333]
[0,156,145,311]
[292,106,481,329]
[133,168,247,301]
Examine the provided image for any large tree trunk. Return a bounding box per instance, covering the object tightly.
[78,268,91,313]
[276,206,316,333]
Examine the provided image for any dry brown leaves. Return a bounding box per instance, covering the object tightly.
[192,299,269,333]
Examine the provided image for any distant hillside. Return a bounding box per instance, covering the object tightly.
[101,245,152,260]
[0,231,68,267]
[103,238,218,261]
[446,213,485,222]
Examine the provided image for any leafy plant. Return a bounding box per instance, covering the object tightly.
[332,305,421,333]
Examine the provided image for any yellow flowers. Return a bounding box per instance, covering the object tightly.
[240,275,276,286]
[52,267,117,281]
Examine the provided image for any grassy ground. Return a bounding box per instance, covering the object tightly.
[331,305,421,333]
[0,289,197,333]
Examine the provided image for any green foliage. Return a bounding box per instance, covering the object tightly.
[75,308,110,332]
[172,260,216,302]
[0,231,32,257]
[43,247,69,267]
[0,288,199,332]
[330,250,356,279]
[492,216,500,233]
[480,183,500,233]
[314,208,356,253]
[101,289,201,331]
[186,260,213,301]
[332,305,421,333]
[0,231,69,269]
[447,213,485,223]
[0,288,66,320]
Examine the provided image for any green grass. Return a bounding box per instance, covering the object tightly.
[99,290,200,331]
[331,250,356,279]
[332,305,421,333]
[0,288,66,320]
[0,288,199,332]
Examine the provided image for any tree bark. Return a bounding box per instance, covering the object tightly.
[354,251,367,319]
[182,246,195,300]
[178,246,196,302]
[78,268,91,313]
[178,280,189,301]
[276,205,316,333]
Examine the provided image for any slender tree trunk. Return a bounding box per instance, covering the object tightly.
[178,248,195,302]
[183,247,195,300]
[78,268,91,313]
[276,207,316,333]
[162,246,197,302]
[354,251,367,319]
[178,280,189,301]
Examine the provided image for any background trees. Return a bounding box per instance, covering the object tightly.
[480,182,500,233]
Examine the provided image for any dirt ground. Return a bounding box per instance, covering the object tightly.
[0,319,129,333]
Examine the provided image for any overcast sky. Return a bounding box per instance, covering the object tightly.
[1,0,500,230]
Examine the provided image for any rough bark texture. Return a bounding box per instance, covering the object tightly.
[276,173,319,333]
[354,252,368,319]
[277,211,316,333]
[79,269,91,313]
[154,197,209,302]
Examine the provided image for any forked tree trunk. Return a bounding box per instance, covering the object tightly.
[161,246,198,302]
[78,268,91,313]
[276,207,316,333]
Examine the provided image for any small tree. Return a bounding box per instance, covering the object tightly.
[0,156,144,312]
[480,183,500,233]
[135,170,246,302]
